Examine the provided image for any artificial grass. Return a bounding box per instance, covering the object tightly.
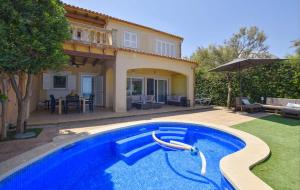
[232,115,300,190]
[0,128,43,142]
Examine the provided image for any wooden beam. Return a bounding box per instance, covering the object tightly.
[92,59,99,66]
[64,50,115,60]
[65,12,106,26]
[92,59,106,66]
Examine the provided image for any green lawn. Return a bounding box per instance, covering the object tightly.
[232,115,300,190]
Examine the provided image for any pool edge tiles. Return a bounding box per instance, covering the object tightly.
[0,120,272,190]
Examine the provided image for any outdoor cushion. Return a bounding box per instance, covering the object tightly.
[146,95,155,103]
[131,95,141,103]
[262,104,284,110]
[241,99,251,105]
[286,103,300,108]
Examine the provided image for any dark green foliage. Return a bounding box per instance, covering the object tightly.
[195,59,300,106]
[192,27,300,106]
[0,93,8,101]
[0,0,71,74]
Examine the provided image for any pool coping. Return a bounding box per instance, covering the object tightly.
[0,119,272,190]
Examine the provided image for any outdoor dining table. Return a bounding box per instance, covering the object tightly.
[56,97,89,115]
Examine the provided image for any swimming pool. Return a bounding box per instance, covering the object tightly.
[0,122,245,190]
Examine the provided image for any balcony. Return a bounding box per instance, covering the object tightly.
[70,21,116,47]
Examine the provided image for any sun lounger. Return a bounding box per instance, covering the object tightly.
[235,97,262,113]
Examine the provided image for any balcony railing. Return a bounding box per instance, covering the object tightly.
[70,21,116,46]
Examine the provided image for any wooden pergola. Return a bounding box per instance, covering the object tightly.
[64,50,116,67]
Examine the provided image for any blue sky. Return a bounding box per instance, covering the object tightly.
[62,0,300,58]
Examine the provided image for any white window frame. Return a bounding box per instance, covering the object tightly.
[124,31,138,49]
[53,74,68,89]
[156,40,176,57]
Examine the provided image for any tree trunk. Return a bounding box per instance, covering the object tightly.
[0,77,8,140]
[227,80,232,109]
[9,73,33,134]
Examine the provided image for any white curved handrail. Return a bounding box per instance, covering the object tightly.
[198,151,206,175]
[151,131,191,150]
[152,131,207,175]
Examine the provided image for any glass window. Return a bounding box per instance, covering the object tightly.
[156,40,176,57]
[127,78,132,95]
[76,31,82,40]
[124,31,137,48]
[53,75,67,89]
[82,76,93,97]
[127,78,143,95]
[131,78,143,95]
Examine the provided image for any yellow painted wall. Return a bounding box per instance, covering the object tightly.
[106,20,182,57]
[171,74,187,96]
[114,50,194,112]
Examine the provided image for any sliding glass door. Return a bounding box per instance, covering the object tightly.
[147,78,168,103]
[157,79,167,103]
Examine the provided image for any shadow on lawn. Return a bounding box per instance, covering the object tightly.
[258,115,300,127]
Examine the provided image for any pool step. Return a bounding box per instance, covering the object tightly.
[159,127,188,132]
[160,135,185,142]
[115,132,153,153]
[115,129,188,164]
[115,130,187,154]
[120,142,160,165]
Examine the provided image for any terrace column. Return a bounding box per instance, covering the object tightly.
[187,73,194,107]
[114,59,127,112]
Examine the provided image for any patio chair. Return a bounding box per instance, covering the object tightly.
[49,95,58,113]
[235,97,262,113]
[85,94,95,112]
[65,95,80,113]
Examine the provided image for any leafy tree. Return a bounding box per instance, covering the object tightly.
[0,0,70,133]
[192,26,271,107]
[292,39,300,55]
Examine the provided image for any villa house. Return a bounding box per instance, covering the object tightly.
[4,4,197,124]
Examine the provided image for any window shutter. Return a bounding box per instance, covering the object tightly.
[43,73,51,90]
[171,44,175,57]
[156,41,162,54]
[166,43,170,56]
[162,42,166,55]
[131,33,137,48]
[68,75,76,91]
[94,76,104,106]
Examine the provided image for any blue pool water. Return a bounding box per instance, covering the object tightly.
[0,122,245,190]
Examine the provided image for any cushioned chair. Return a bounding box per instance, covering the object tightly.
[167,96,186,106]
[85,94,95,112]
[49,95,58,113]
[235,97,262,113]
